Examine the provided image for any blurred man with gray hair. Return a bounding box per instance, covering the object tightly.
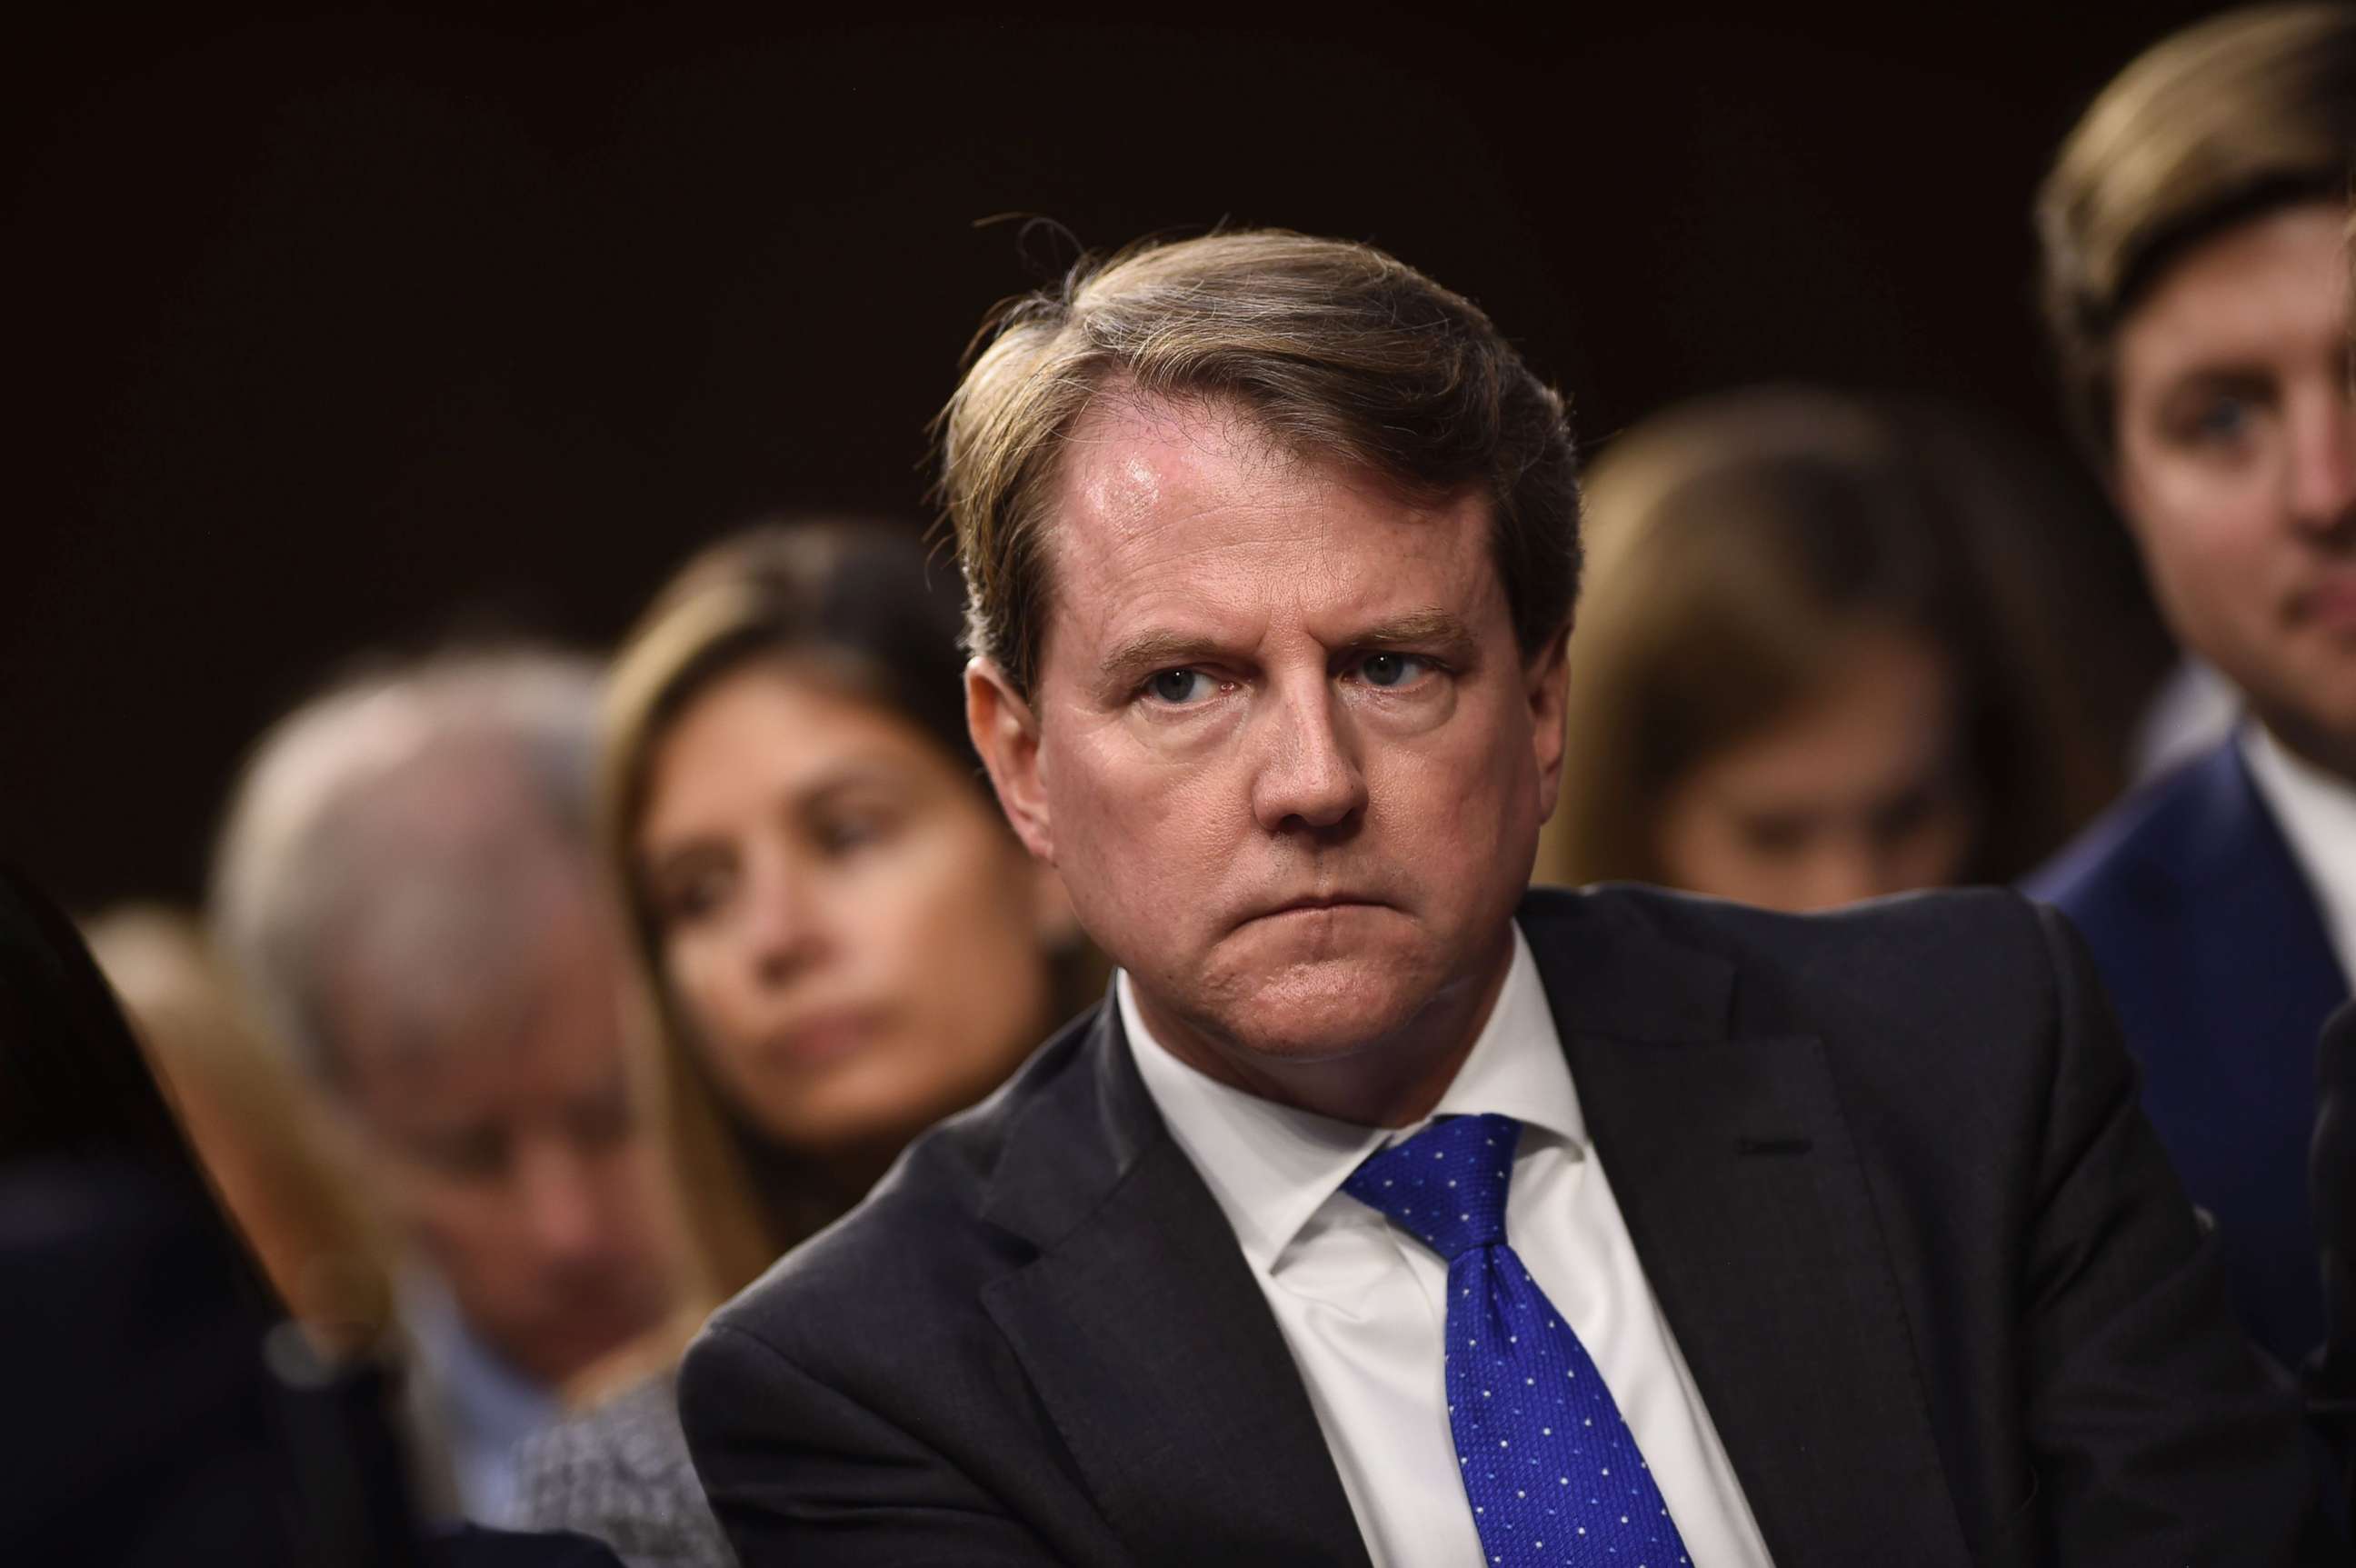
[213,648,678,1525]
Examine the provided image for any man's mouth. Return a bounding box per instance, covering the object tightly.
[1249,894,1389,922]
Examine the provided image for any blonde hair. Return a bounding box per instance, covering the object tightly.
[2038,3,2356,462]
[1539,388,2136,889]
[85,906,394,1352]
[939,229,1580,698]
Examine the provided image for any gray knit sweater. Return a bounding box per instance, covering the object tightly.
[513,1370,737,1568]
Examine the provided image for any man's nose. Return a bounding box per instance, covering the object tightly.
[1249,683,1368,834]
[2287,391,2356,537]
[513,1135,606,1265]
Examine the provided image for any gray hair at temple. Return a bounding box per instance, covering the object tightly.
[209,647,603,1087]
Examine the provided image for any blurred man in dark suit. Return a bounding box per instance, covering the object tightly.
[2025,4,2356,1376]
[682,231,2332,1565]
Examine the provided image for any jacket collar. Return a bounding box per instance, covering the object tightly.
[976,887,1970,1567]
[1527,886,1971,1566]
[978,1000,1375,1566]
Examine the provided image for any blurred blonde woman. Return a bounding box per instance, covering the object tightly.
[514,521,1093,1567]
[84,906,393,1354]
[1537,386,2157,911]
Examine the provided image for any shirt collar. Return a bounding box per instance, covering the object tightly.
[2241,722,2356,978]
[399,1267,559,1453]
[1122,922,1582,1276]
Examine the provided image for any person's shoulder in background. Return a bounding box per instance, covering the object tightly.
[514,1368,735,1568]
[694,997,1105,1373]
[0,1154,300,1567]
[1523,878,2080,1062]
[2021,737,2238,920]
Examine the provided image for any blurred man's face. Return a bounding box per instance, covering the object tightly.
[2112,201,2356,773]
[329,892,674,1385]
[970,394,1567,1116]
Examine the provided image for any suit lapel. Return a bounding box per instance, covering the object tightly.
[2160,744,2344,1356]
[1525,892,1972,1567]
[979,1007,1372,1568]
[2173,742,2347,1053]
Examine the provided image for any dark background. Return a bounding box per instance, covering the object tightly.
[6,3,2218,911]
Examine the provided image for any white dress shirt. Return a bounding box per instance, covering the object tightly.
[402,1269,560,1525]
[1121,924,1774,1568]
[2242,723,2356,986]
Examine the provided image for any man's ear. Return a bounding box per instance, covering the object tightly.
[1527,628,1572,823]
[967,656,1056,863]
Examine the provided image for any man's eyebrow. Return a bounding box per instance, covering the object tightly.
[1352,609,1478,651]
[2161,361,2273,392]
[1094,610,1480,692]
[1097,630,1231,689]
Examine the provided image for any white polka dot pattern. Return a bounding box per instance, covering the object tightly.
[1343,1113,1692,1568]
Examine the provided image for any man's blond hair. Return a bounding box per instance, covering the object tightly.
[2038,4,2356,464]
[937,230,1582,698]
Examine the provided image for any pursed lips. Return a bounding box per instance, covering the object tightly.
[1244,893,1392,924]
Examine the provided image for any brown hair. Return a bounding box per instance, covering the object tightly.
[1537,388,2149,890]
[938,229,1582,698]
[2037,3,2356,464]
[601,521,1094,1313]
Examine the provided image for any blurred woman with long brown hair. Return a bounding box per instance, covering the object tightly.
[514,521,1093,1567]
[1537,385,2158,910]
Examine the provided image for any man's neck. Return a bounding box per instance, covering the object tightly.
[1130,930,1516,1129]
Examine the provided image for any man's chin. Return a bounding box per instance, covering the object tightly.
[1204,952,1441,1064]
[504,1298,664,1384]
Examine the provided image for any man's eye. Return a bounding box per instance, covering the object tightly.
[568,1086,637,1151]
[2191,397,2253,444]
[1147,669,1216,704]
[421,1130,508,1182]
[1359,653,1433,688]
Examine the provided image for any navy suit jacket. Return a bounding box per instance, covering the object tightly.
[2026,738,2348,1369]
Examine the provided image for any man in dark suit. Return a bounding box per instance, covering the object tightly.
[681,230,2331,1563]
[2022,5,2356,1374]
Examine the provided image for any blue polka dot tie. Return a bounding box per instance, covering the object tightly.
[1342,1112,1692,1568]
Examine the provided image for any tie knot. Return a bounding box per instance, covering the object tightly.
[1342,1113,1521,1261]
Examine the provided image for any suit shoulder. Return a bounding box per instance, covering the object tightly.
[1536,883,2071,1068]
[700,1004,1104,1364]
[2021,745,2229,913]
[1545,880,2045,979]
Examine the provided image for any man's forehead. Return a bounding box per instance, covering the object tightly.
[1041,393,1495,644]
[1055,394,1325,541]
[2122,206,2349,384]
[328,909,625,1105]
